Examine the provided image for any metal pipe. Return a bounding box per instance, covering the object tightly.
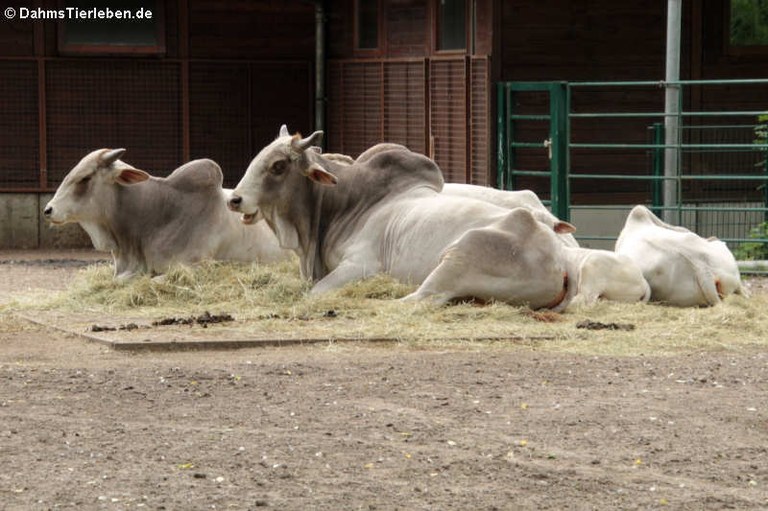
[314,1,325,141]
[663,0,682,224]
[569,78,768,87]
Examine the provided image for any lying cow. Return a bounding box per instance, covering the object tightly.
[44,148,290,280]
[562,247,650,306]
[441,184,579,247]
[228,126,578,310]
[615,205,745,306]
[323,144,579,246]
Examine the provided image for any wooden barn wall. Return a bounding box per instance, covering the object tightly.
[325,0,493,186]
[499,0,674,82]
[0,0,314,192]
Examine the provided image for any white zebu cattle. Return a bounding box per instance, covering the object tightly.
[441,184,579,247]
[562,247,650,305]
[615,205,745,306]
[323,144,579,246]
[228,126,577,310]
[44,148,290,280]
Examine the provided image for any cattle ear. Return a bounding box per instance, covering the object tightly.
[115,168,150,186]
[101,148,127,167]
[554,221,577,234]
[305,163,338,186]
[279,124,290,137]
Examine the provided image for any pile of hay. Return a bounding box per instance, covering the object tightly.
[27,260,768,355]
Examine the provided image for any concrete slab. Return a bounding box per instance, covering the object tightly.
[16,311,551,352]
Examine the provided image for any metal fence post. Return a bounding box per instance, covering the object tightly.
[764,143,768,224]
[651,122,664,216]
[496,83,509,190]
[504,86,515,190]
[549,82,570,221]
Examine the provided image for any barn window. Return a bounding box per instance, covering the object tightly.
[356,0,380,50]
[58,0,165,56]
[729,0,768,48]
[436,0,466,51]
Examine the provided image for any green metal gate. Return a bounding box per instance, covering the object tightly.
[496,82,570,221]
[496,79,768,263]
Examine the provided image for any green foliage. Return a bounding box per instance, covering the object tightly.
[734,221,768,260]
[755,113,768,145]
[731,0,768,46]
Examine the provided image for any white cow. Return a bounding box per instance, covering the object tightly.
[44,148,290,280]
[323,144,579,246]
[441,184,579,247]
[228,126,578,310]
[615,205,745,306]
[562,247,650,305]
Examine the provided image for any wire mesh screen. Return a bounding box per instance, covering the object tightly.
[1,55,310,192]
[679,123,767,243]
[0,61,39,189]
[190,62,251,188]
[191,61,312,187]
[682,123,765,200]
[248,62,312,157]
[46,60,182,185]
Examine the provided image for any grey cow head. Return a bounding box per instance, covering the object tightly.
[43,148,150,225]
[228,125,337,230]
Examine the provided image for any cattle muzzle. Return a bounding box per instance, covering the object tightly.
[42,205,63,224]
[227,195,259,225]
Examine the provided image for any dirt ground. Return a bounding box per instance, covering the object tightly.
[1,251,767,510]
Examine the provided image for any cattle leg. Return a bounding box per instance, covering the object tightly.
[310,260,381,295]
[401,266,457,306]
[401,233,489,306]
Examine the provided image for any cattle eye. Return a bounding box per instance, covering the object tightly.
[270,160,287,175]
[79,176,91,184]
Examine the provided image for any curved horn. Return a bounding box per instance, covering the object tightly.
[292,131,324,153]
[101,148,126,166]
[279,124,290,137]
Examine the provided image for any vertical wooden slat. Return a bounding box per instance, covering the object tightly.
[424,58,430,158]
[470,56,490,185]
[464,56,471,183]
[384,60,426,154]
[379,61,385,141]
[430,57,467,183]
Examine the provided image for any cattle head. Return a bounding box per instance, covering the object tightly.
[43,148,150,225]
[228,125,337,228]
